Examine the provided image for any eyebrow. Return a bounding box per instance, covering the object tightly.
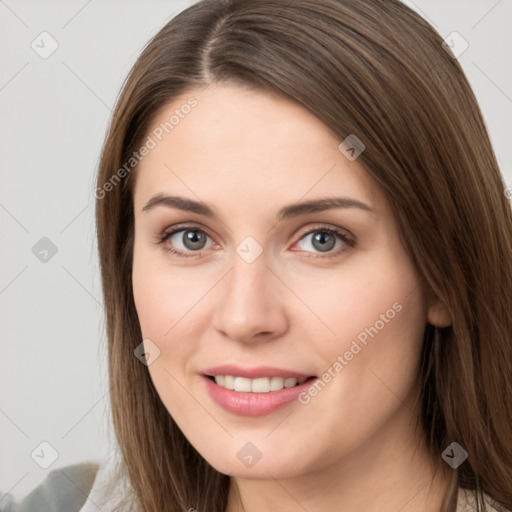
[142,194,374,220]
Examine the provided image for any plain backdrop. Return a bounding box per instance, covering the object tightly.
[1,0,511,500]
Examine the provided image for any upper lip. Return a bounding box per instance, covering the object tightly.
[203,365,315,379]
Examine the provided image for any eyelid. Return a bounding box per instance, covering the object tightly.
[293,223,355,244]
[158,222,218,244]
[289,223,355,260]
[155,223,219,253]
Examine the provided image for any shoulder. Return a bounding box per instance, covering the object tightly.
[457,488,511,512]
[1,458,142,512]
[0,462,100,512]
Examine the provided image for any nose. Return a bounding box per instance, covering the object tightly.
[212,251,289,344]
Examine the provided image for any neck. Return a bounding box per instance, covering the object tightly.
[225,403,452,512]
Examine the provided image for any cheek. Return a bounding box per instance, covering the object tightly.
[288,263,426,463]
[287,252,425,357]
[132,254,207,425]
[132,248,211,342]
[131,248,225,394]
[294,252,427,413]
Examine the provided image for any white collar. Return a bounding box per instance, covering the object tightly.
[79,457,142,512]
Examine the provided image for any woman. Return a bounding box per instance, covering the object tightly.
[4,0,511,511]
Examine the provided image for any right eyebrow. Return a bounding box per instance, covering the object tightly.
[142,194,215,217]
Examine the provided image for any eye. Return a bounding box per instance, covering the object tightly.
[155,223,355,260]
[156,225,215,258]
[292,225,354,259]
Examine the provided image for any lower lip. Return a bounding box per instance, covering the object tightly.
[203,375,317,416]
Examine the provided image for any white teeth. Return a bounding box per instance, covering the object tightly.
[252,377,270,393]
[284,377,298,388]
[234,377,252,392]
[270,376,284,391]
[213,375,308,392]
[225,375,235,389]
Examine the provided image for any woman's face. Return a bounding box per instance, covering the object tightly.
[131,83,438,479]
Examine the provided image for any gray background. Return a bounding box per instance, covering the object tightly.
[1,0,511,500]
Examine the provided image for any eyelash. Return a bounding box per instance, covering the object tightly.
[154,223,355,260]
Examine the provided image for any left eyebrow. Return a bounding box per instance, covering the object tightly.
[141,194,374,219]
[277,196,374,220]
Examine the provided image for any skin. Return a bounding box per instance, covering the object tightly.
[131,83,452,512]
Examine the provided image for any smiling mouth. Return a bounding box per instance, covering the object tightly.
[207,375,316,393]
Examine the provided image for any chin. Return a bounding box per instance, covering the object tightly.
[198,444,311,480]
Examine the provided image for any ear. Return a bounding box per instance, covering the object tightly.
[426,295,452,328]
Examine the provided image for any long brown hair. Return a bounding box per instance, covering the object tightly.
[95,1,512,510]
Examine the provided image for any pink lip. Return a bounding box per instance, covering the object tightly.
[203,365,312,379]
[202,372,318,417]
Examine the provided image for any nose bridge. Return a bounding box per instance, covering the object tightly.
[224,250,272,318]
[212,246,287,342]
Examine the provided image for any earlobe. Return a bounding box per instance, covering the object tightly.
[427,301,452,327]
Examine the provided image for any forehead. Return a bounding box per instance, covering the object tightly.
[133,83,380,213]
